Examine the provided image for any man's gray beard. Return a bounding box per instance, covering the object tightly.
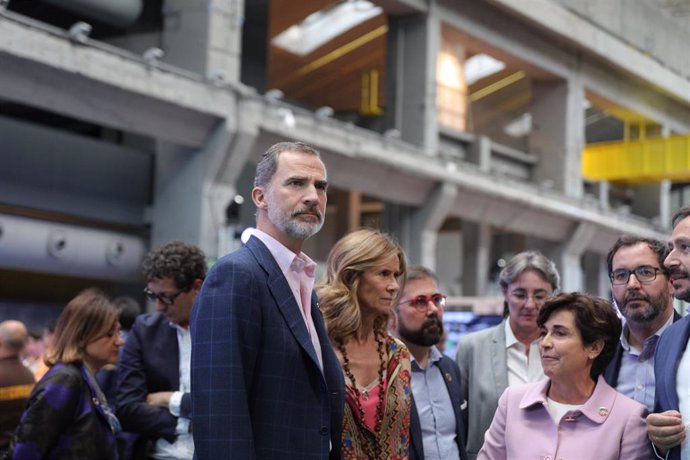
[267,202,324,241]
[283,218,323,241]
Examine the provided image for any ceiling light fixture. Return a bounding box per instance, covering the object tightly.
[272,0,383,56]
[465,54,506,85]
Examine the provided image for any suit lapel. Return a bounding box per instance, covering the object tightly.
[439,358,462,421]
[438,358,468,460]
[247,237,321,369]
[670,319,690,409]
[491,321,509,397]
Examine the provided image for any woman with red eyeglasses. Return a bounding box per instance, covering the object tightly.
[318,228,411,460]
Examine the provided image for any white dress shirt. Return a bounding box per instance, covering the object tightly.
[504,321,545,387]
[152,324,193,460]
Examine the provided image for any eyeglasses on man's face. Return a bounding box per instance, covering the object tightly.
[610,266,664,285]
[399,293,446,312]
[143,287,185,306]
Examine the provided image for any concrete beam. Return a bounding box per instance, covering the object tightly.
[485,0,690,106]
[0,14,236,146]
[375,0,428,14]
[436,0,690,132]
[233,94,668,247]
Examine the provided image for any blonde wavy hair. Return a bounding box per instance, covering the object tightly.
[317,228,407,345]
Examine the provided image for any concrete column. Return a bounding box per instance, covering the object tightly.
[631,181,671,223]
[554,222,596,291]
[462,221,492,295]
[530,76,585,198]
[386,7,440,154]
[596,181,610,210]
[407,183,457,269]
[150,118,257,257]
[467,135,492,172]
[582,252,610,298]
[163,0,244,81]
[658,122,673,228]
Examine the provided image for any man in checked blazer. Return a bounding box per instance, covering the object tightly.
[191,142,344,460]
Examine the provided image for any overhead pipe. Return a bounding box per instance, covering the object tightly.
[43,0,143,28]
[0,213,146,282]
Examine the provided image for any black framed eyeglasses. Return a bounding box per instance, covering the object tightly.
[399,294,446,311]
[610,266,664,285]
[143,287,185,305]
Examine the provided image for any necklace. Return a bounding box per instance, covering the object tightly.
[339,329,387,459]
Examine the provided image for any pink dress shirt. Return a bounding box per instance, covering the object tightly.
[246,228,323,369]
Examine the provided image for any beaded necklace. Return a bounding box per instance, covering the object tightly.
[338,329,387,459]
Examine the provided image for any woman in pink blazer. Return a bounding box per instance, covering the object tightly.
[478,292,653,460]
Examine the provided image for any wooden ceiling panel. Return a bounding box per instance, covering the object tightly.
[268,3,388,113]
[269,0,337,37]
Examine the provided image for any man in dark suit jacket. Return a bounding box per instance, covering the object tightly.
[648,207,690,460]
[602,235,677,412]
[191,142,344,460]
[117,241,207,459]
[391,266,468,460]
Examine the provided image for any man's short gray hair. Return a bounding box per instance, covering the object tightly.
[254,142,321,188]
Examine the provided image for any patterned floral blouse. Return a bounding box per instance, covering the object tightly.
[341,335,412,460]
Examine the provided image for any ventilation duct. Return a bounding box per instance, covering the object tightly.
[0,213,146,281]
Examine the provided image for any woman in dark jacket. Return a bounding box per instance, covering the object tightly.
[8,289,124,460]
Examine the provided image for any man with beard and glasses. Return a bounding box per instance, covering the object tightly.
[648,207,690,460]
[190,142,344,460]
[391,266,468,460]
[603,235,677,411]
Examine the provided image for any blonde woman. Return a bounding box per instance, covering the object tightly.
[318,228,411,459]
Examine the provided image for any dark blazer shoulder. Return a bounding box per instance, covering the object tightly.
[603,342,625,387]
[133,312,170,329]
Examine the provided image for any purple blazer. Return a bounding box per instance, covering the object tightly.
[478,375,653,460]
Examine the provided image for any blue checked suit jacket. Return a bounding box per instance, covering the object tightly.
[190,236,344,460]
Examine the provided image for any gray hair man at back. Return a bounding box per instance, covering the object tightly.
[603,235,677,411]
[391,266,469,460]
[191,141,344,459]
[0,320,35,455]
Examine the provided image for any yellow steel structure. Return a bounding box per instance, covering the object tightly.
[582,134,690,184]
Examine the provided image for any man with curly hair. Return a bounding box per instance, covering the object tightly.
[117,241,207,459]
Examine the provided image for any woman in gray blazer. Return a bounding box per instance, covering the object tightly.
[456,251,560,460]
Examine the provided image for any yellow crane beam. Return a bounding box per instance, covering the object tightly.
[582,134,690,184]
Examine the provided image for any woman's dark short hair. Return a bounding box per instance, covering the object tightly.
[537,292,621,380]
